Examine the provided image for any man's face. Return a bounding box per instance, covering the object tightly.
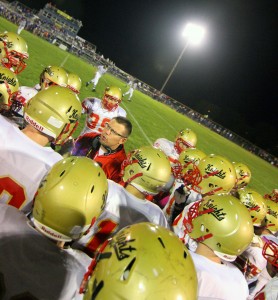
[100,119,127,150]
[102,94,120,111]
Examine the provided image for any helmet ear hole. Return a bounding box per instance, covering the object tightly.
[121,257,136,281]
[157,237,165,248]
[91,280,104,298]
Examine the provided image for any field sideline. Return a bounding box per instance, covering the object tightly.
[1,17,277,195]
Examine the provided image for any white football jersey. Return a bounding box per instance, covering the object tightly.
[153,138,179,162]
[80,97,126,135]
[190,251,249,300]
[253,275,278,300]
[0,115,62,214]
[0,204,90,300]
[97,65,107,75]
[73,180,169,253]
[14,86,38,117]
[241,242,268,285]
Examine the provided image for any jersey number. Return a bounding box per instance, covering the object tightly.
[87,113,110,132]
[0,177,26,209]
[86,219,117,253]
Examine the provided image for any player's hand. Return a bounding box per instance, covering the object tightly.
[174,185,190,204]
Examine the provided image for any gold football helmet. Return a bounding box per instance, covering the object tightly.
[189,194,254,261]
[262,236,278,268]
[0,66,19,111]
[122,146,172,195]
[102,86,122,111]
[0,31,29,74]
[82,222,198,300]
[187,154,236,196]
[265,199,278,234]
[67,72,82,94]
[238,188,267,227]
[174,128,197,153]
[178,147,206,175]
[40,65,68,90]
[232,162,252,189]
[33,156,108,242]
[24,86,82,145]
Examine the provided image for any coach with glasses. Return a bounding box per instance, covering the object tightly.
[71,116,132,183]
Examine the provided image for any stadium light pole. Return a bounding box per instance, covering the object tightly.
[160,23,206,93]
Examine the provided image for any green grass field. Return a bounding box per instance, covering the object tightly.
[1,17,277,196]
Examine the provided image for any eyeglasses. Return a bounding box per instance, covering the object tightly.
[104,122,127,138]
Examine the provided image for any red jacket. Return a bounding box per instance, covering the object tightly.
[72,132,126,183]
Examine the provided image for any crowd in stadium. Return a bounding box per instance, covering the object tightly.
[0,1,277,299]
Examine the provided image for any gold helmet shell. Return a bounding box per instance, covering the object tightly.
[122,146,172,195]
[189,194,254,261]
[24,86,82,145]
[83,222,198,300]
[178,147,206,175]
[232,162,252,189]
[33,156,108,242]
[0,66,19,111]
[196,154,236,196]
[238,188,267,227]
[265,199,278,234]
[175,128,197,153]
[102,86,122,111]
[40,65,68,90]
[67,72,82,94]
[0,31,29,74]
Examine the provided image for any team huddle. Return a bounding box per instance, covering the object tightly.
[0,31,277,300]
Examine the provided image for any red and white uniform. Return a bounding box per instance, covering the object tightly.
[234,236,268,286]
[153,138,179,164]
[13,86,38,116]
[254,276,278,300]
[73,180,169,255]
[0,115,62,214]
[0,204,90,300]
[190,251,249,300]
[80,98,126,135]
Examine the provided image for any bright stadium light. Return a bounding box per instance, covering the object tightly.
[182,23,206,46]
[160,22,206,93]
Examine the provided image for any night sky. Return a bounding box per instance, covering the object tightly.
[9,0,278,156]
